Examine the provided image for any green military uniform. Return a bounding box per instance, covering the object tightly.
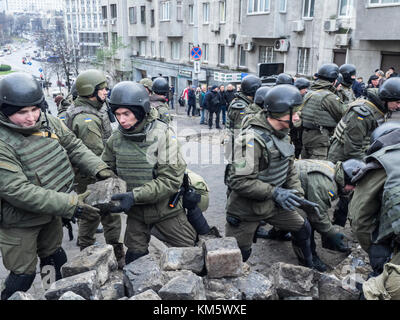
[56,98,70,123]
[301,79,346,159]
[226,110,306,257]
[0,111,108,275]
[150,94,172,124]
[65,96,121,250]
[337,84,356,105]
[102,108,196,255]
[328,89,386,163]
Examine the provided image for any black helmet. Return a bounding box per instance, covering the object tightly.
[264,84,303,113]
[335,73,343,88]
[339,64,356,85]
[0,72,44,108]
[342,159,366,184]
[109,81,150,114]
[254,86,271,107]
[275,73,294,85]
[152,77,169,95]
[294,77,310,90]
[241,75,262,97]
[317,63,339,82]
[70,81,78,100]
[379,77,400,102]
[370,121,400,145]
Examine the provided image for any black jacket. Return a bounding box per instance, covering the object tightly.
[224,90,236,107]
[204,90,221,112]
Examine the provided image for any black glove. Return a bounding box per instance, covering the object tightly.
[322,232,351,253]
[110,192,135,213]
[182,188,201,210]
[73,191,101,220]
[62,217,76,241]
[96,168,117,180]
[298,198,321,217]
[272,187,302,211]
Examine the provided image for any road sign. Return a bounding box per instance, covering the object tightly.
[39,68,43,73]
[194,61,201,74]
[190,46,202,61]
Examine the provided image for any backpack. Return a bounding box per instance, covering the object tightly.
[186,169,210,212]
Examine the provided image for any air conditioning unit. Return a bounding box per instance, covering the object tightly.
[225,38,235,47]
[274,39,290,52]
[132,50,138,56]
[334,34,351,46]
[211,22,220,32]
[292,20,305,32]
[243,42,255,52]
[110,18,116,25]
[324,19,340,32]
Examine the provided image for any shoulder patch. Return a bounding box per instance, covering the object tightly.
[84,118,93,122]
[230,102,246,110]
[353,106,372,117]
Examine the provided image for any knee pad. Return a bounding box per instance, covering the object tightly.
[292,219,312,245]
[368,244,392,276]
[40,247,67,281]
[1,272,36,300]
[240,248,252,262]
[125,250,149,265]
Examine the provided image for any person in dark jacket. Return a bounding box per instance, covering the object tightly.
[352,77,366,98]
[187,86,196,117]
[219,84,227,125]
[225,84,236,108]
[204,85,221,129]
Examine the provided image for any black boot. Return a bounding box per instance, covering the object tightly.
[240,248,252,262]
[257,226,292,241]
[332,195,349,227]
[312,254,327,272]
[113,243,126,270]
[291,219,314,268]
[125,250,149,265]
[368,244,392,277]
[40,247,67,281]
[1,272,36,300]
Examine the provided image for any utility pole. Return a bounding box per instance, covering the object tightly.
[192,0,199,87]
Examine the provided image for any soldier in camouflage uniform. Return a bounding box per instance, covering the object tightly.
[150,77,172,124]
[0,73,109,300]
[328,88,388,164]
[301,63,346,160]
[349,80,400,278]
[226,84,319,268]
[64,69,124,268]
[336,64,357,105]
[102,82,197,264]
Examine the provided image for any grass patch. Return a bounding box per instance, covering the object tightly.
[0,70,15,75]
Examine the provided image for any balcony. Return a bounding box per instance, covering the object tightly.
[158,21,183,38]
[240,12,287,39]
[128,24,148,38]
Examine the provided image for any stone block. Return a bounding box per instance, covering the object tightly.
[204,278,242,300]
[148,235,168,261]
[99,270,125,300]
[204,237,242,278]
[85,177,127,212]
[271,262,319,299]
[8,291,36,300]
[123,255,164,297]
[237,271,277,300]
[160,247,204,274]
[61,244,117,286]
[45,270,101,300]
[129,289,162,300]
[317,272,359,300]
[158,272,206,300]
[58,291,86,300]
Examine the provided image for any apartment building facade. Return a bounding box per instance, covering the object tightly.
[99,0,400,96]
[6,0,63,13]
[64,0,103,58]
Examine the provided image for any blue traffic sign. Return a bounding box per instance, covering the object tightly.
[39,68,43,72]
[190,47,202,60]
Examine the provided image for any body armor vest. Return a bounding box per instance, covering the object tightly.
[250,127,294,187]
[150,98,171,124]
[227,93,252,130]
[294,159,337,196]
[333,100,385,152]
[366,145,400,242]
[0,120,75,226]
[339,85,356,104]
[301,90,338,129]
[65,103,112,142]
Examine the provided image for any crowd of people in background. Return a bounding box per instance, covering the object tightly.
[353,66,398,98]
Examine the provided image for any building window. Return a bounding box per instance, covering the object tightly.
[302,0,315,18]
[151,9,155,27]
[101,5,107,19]
[279,0,287,12]
[161,1,170,21]
[171,41,181,60]
[369,0,400,5]
[297,48,310,75]
[219,44,225,64]
[338,0,353,16]
[129,7,136,24]
[188,42,193,60]
[111,32,118,46]
[110,4,117,18]
[219,1,226,22]
[140,6,146,23]
[259,46,275,63]
[139,40,146,56]
[203,3,210,23]
[247,0,270,14]
[189,5,194,24]
[202,43,209,62]
[160,41,165,58]
[239,45,246,67]
[151,41,155,57]
[177,1,183,21]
